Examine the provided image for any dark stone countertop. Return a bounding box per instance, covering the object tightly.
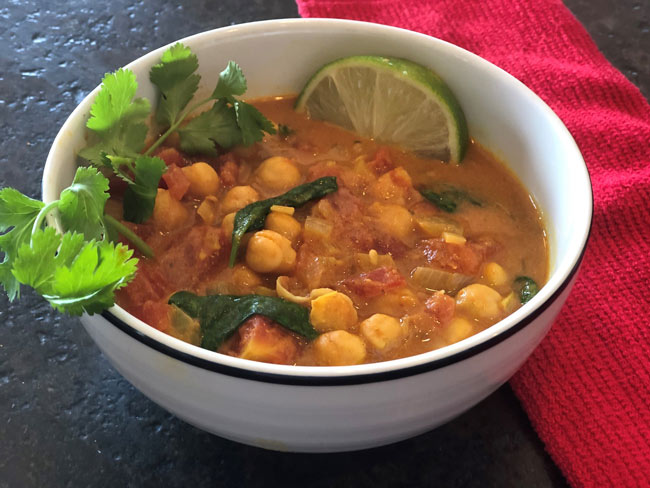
[0,1,647,487]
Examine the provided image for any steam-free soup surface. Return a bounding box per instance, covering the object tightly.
[113,96,547,366]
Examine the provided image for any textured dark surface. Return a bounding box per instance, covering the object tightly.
[0,1,647,487]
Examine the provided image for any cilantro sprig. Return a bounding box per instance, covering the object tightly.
[0,43,275,316]
[148,51,276,156]
[0,167,140,313]
[78,43,275,224]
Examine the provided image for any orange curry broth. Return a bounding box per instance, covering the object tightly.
[110,95,548,366]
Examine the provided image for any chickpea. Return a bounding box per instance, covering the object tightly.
[182,162,220,198]
[221,212,237,239]
[232,265,262,291]
[443,317,474,344]
[369,203,414,242]
[152,188,189,231]
[310,291,358,332]
[255,156,301,192]
[221,185,260,215]
[369,167,412,204]
[313,330,366,366]
[265,212,301,243]
[245,230,296,274]
[483,262,509,288]
[359,314,405,350]
[455,283,503,320]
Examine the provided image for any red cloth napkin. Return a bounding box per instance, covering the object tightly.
[296,1,650,486]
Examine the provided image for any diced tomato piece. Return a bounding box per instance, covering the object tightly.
[367,147,394,175]
[373,234,409,257]
[424,291,456,325]
[328,190,375,251]
[155,147,187,167]
[140,300,172,332]
[155,226,225,288]
[117,262,171,315]
[343,266,407,298]
[217,154,239,188]
[420,238,485,275]
[222,315,299,365]
[162,164,191,200]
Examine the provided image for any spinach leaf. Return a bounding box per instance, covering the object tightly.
[169,291,318,351]
[514,276,539,304]
[229,176,338,266]
[420,186,481,213]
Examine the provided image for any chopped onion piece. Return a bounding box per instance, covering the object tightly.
[411,266,473,294]
[197,196,219,225]
[304,216,333,238]
[416,216,463,237]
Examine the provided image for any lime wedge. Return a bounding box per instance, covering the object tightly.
[295,56,469,163]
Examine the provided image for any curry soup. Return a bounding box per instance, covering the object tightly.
[111,96,548,366]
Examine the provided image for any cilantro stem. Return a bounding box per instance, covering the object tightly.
[144,96,213,156]
[32,200,60,237]
[104,214,154,259]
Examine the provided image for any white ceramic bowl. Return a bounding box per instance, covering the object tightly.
[42,19,592,452]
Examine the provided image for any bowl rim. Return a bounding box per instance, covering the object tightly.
[43,18,594,385]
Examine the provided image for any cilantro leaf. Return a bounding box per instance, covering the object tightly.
[12,227,138,315]
[211,61,247,99]
[178,100,242,155]
[0,189,44,300]
[122,156,167,223]
[58,166,110,241]
[102,154,136,184]
[234,100,276,146]
[79,69,151,165]
[150,43,200,128]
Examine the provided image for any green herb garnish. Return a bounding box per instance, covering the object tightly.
[420,186,482,213]
[514,276,539,304]
[1,44,275,315]
[169,291,319,350]
[79,43,276,223]
[229,176,338,266]
[0,167,138,312]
